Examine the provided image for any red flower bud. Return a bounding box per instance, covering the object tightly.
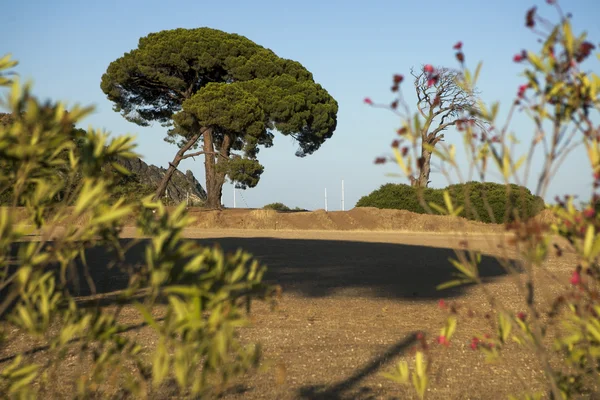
[526,7,536,28]
[513,50,528,63]
[438,299,447,309]
[437,335,450,346]
[391,140,400,149]
[364,97,373,105]
[424,64,434,73]
[517,84,529,99]
[453,41,463,50]
[570,270,582,286]
[575,42,596,63]
[583,208,595,219]
[427,76,439,87]
[393,74,404,84]
[517,312,527,321]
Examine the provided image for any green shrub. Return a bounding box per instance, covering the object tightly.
[0,55,277,398]
[356,182,545,223]
[356,183,443,215]
[263,202,291,211]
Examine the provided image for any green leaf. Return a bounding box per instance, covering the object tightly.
[473,62,483,85]
[444,316,457,340]
[8,363,40,393]
[412,351,428,399]
[490,102,499,121]
[392,148,410,176]
[92,204,132,226]
[584,225,595,258]
[152,339,170,387]
[380,360,410,385]
[563,20,574,58]
[437,279,469,290]
[428,202,447,215]
[498,312,512,343]
[413,114,422,135]
[448,257,476,280]
[443,190,454,214]
[173,347,189,388]
[133,302,160,331]
[527,52,545,71]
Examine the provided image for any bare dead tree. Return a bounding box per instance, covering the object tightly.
[410,66,479,187]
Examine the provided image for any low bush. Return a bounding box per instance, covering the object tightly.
[263,202,291,211]
[356,182,545,223]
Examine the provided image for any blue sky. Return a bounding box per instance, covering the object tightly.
[2,0,599,210]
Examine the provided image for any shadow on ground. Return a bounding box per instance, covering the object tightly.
[296,333,418,400]
[64,237,516,301]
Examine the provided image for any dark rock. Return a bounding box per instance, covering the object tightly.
[114,157,207,205]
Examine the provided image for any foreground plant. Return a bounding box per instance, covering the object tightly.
[0,54,277,398]
[371,2,600,399]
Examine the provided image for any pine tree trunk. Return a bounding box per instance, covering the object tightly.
[204,132,233,209]
[154,128,204,201]
[203,128,222,209]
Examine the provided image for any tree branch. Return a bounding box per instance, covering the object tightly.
[130,77,185,99]
[180,150,229,161]
[427,120,459,141]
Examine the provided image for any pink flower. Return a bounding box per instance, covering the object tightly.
[570,270,582,286]
[424,64,434,73]
[583,208,595,219]
[438,299,447,309]
[453,41,463,50]
[364,97,373,105]
[470,337,480,350]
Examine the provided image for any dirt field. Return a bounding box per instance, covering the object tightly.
[15,206,558,234]
[2,208,580,399]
